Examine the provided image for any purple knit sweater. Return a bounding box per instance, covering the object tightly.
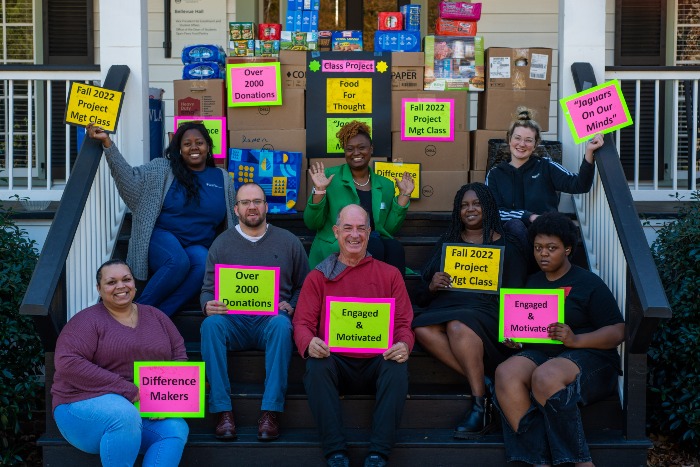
[51,302,187,412]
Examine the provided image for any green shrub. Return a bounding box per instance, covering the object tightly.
[0,201,43,465]
[648,192,700,450]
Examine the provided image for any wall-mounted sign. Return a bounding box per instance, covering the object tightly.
[170,0,227,58]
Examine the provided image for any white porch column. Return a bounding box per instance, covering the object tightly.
[558,0,607,170]
[98,0,150,164]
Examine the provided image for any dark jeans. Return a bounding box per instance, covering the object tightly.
[304,354,408,458]
[494,349,619,465]
[503,219,537,273]
[367,234,406,278]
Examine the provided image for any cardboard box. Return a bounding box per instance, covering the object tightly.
[391,90,468,132]
[391,52,424,90]
[280,50,307,89]
[281,31,318,51]
[423,35,485,92]
[173,79,226,117]
[469,170,486,184]
[485,47,553,91]
[392,132,469,171]
[470,129,506,171]
[477,88,550,131]
[227,88,305,130]
[408,170,470,211]
[255,40,280,57]
[332,30,363,51]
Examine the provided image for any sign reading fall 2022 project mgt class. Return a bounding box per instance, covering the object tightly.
[64,82,124,132]
[305,51,392,157]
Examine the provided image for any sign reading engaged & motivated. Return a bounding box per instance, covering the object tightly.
[441,244,504,294]
[560,80,632,144]
[324,296,395,353]
[134,361,205,418]
[226,62,282,107]
[65,82,124,132]
[400,98,455,141]
[499,289,565,344]
[373,161,420,198]
[215,264,279,314]
[173,116,227,159]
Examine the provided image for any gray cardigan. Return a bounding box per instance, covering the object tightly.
[103,144,236,280]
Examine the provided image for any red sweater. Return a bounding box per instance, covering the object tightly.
[293,256,415,358]
[51,302,186,411]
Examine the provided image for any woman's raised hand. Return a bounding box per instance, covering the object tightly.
[309,161,334,191]
[395,171,415,197]
[86,123,112,148]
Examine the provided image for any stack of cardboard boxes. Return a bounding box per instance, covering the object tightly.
[471,47,553,181]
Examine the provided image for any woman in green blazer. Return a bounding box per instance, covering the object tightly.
[304,121,414,271]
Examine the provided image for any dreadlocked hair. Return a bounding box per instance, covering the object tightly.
[336,120,372,149]
[165,121,216,204]
[506,106,542,146]
[443,183,504,244]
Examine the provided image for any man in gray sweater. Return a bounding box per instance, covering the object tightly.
[200,182,309,442]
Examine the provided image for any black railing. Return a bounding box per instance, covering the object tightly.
[19,65,130,350]
[572,63,672,439]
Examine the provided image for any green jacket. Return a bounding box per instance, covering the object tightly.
[303,163,409,267]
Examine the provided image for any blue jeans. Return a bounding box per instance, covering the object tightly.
[54,393,188,466]
[200,312,293,413]
[138,228,208,316]
[494,349,619,465]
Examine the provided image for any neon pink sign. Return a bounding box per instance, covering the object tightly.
[322,60,376,72]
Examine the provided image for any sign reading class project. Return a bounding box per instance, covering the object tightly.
[215,264,280,315]
[134,361,205,418]
[64,82,124,132]
[226,62,282,107]
[173,116,227,159]
[306,51,392,157]
[324,296,395,353]
[498,289,565,344]
[373,161,421,199]
[560,80,632,144]
[441,244,504,294]
[400,98,455,141]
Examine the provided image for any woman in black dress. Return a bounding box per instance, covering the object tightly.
[413,183,527,438]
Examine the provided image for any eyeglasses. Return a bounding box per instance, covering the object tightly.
[236,199,266,207]
[340,225,369,234]
[511,135,536,146]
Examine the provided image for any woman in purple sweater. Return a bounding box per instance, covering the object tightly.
[52,259,189,466]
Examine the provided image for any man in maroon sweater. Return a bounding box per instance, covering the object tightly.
[293,204,415,467]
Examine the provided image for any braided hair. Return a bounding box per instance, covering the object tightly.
[165,121,216,204]
[506,106,542,147]
[443,183,504,244]
[336,120,372,149]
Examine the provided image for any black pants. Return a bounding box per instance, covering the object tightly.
[367,235,406,278]
[304,354,408,458]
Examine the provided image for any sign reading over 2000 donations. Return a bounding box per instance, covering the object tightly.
[64,82,124,132]
[134,361,205,418]
[440,244,504,294]
[226,62,282,107]
[498,288,565,344]
[215,264,280,315]
[324,296,395,353]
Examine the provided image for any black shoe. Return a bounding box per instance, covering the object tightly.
[327,452,350,467]
[454,395,493,439]
[364,454,388,467]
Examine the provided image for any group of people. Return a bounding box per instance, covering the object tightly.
[50,114,624,467]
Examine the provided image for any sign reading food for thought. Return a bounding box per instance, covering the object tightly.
[134,362,205,418]
[400,98,455,141]
[499,289,565,344]
[440,244,504,294]
[324,296,395,353]
[226,62,282,107]
[64,82,124,132]
[215,264,280,315]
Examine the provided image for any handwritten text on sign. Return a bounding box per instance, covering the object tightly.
[134,362,205,418]
[64,83,124,132]
[374,161,420,198]
[324,296,395,353]
[215,264,280,315]
[226,63,282,107]
[441,244,504,294]
[326,78,373,114]
[173,116,227,159]
[560,80,632,144]
[401,98,454,142]
[499,289,565,344]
